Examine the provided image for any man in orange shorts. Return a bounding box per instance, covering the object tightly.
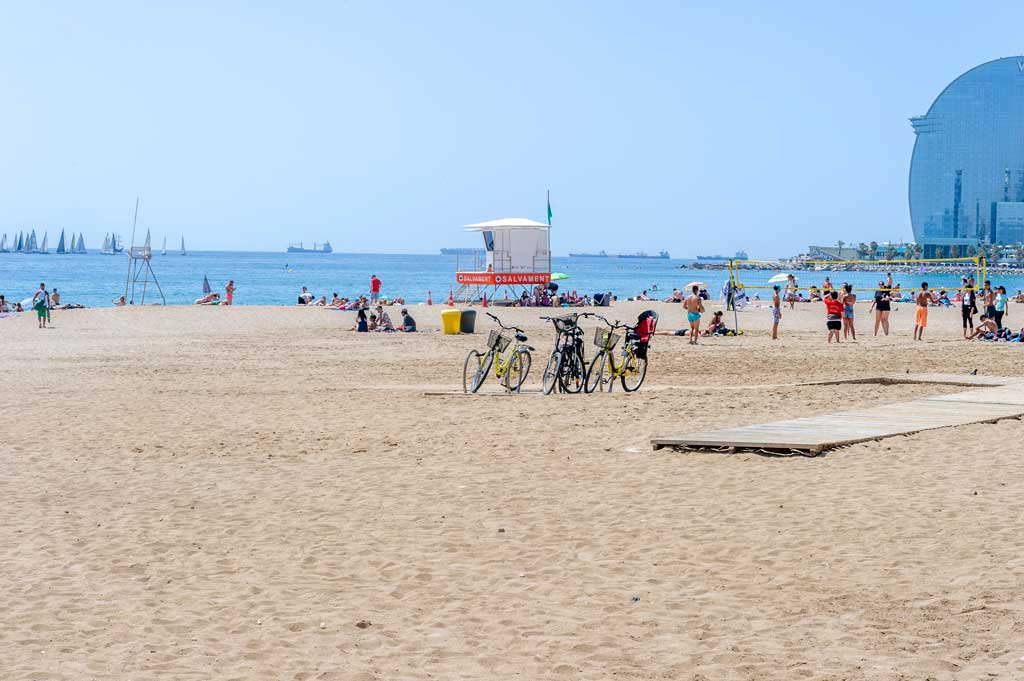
[913,282,936,341]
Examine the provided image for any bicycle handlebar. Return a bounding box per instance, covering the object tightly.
[487,312,523,333]
[594,314,632,330]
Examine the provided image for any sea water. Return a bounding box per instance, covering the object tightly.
[0,251,1019,308]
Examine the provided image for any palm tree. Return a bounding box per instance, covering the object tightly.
[966,244,977,257]
[912,243,923,260]
[857,242,869,260]
[1013,243,1024,268]
[836,240,845,257]
[884,244,897,262]
[869,240,878,261]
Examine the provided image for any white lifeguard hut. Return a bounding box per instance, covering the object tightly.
[454,218,551,303]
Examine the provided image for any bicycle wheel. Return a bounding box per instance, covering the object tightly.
[584,350,607,393]
[620,350,648,392]
[542,350,561,394]
[464,350,493,393]
[514,349,532,391]
[560,347,585,393]
[502,350,523,393]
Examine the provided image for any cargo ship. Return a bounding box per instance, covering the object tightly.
[618,250,670,259]
[568,250,608,257]
[287,241,333,254]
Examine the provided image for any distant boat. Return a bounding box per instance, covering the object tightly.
[40,232,50,254]
[287,241,332,254]
[76,233,86,254]
[27,229,38,253]
[161,237,166,256]
[101,233,114,255]
[440,247,485,256]
[617,250,670,259]
[180,237,186,255]
[112,234,124,254]
[69,233,77,253]
[16,231,24,252]
[56,229,67,254]
[0,234,8,253]
[569,250,609,258]
[202,274,211,294]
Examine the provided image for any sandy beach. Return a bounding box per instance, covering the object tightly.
[2,300,1023,680]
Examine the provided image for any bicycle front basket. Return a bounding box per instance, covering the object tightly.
[593,327,621,349]
[553,314,579,333]
[487,330,511,352]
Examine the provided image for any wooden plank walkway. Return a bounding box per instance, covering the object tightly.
[651,374,1024,455]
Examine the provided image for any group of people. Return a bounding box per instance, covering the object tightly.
[515,285,600,307]
[2,284,85,327]
[351,305,417,333]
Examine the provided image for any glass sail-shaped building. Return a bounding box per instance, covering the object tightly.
[909,56,1024,256]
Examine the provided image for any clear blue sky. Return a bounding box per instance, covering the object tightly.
[2,1,1023,257]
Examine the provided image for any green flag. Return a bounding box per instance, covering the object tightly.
[547,193,553,226]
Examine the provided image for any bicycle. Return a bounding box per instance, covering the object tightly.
[584,314,650,393]
[463,313,533,394]
[540,313,591,394]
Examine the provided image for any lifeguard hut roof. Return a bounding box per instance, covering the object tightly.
[464,218,550,231]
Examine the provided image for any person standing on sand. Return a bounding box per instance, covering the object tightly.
[982,280,995,320]
[683,285,704,344]
[370,274,382,304]
[771,285,782,339]
[994,286,1008,329]
[841,283,857,340]
[225,280,235,305]
[960,276,976,338]
[913,282,936,341]
[31,283,49,329]
[824,290,843,343]
[870,281,891,336]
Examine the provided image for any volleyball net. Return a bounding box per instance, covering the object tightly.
[728,257,986,296]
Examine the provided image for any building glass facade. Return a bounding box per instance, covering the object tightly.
[909,57,1024,252]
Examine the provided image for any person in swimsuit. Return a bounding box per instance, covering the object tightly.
[771,285,782,340]
[982,280,996,321]
[823,290,843,343]
[683,285,704,344]
[225,280,235,305]
[841,283,856,340]
[869,280,891,336]
[785,274,798,310]
[32,283,49,329]
[913,282,935,341]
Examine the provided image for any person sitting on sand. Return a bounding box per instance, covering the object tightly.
[352,308,369,332]
[50,288,61,308]
[809,286,822,302]
[195,292,220,305]
[297,287,314,305]
[966,314,999,340]
[314,296,327,307]
[374,305,394,331]
[1014,290,1024,303]
[0,295,8,313]
[367,314,379,331]
[112,296,126,306]
[703,310,725,336]
[400,308,417,332]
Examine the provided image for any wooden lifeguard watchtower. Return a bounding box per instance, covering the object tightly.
[453,218,552,303]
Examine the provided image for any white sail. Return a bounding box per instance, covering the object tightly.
[162,236,166,255]
[144,229,151,249]
[28,229,38,253]
[180,236,186,255]
[0,234,6,252]
[101,233,113,255]
[40,233,49,253]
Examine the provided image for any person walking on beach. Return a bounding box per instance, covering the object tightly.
[824,290,843,343]
[771,285,782,339]
[32,283,49,329]
[960,276,976,338]
[683,285,704,344]
[913,282,936,341]
[225,280,235,305]
[370,274,382,304]
[785,274,798,309]
[870,281,891,336]
[994,286,1008,329]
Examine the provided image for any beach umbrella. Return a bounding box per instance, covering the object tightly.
[768,272,794,283]
[684,281,707,290]
[550,272,570,281]
[202,275,212,294]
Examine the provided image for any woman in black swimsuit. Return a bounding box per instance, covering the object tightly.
[870,280,891,336]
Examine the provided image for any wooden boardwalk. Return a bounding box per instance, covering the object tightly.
[651,374,1024,456]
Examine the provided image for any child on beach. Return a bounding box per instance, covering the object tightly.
[913,282,936,341]
[824,290,843,343]
[225,280,235,305]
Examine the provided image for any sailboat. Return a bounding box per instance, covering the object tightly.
[40,232,50,254]
[144,229,152,250]
[180,236,186,255]
[112,234,124,254]
[16,231,24,252]
[101,233,114,255]
[0,234,8,253]
[161,237,167,256]
[69,233,77,253]
[77,233,87,253]
[56,229,67,254]
[27,230,38,253]
[202,274,211,294]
